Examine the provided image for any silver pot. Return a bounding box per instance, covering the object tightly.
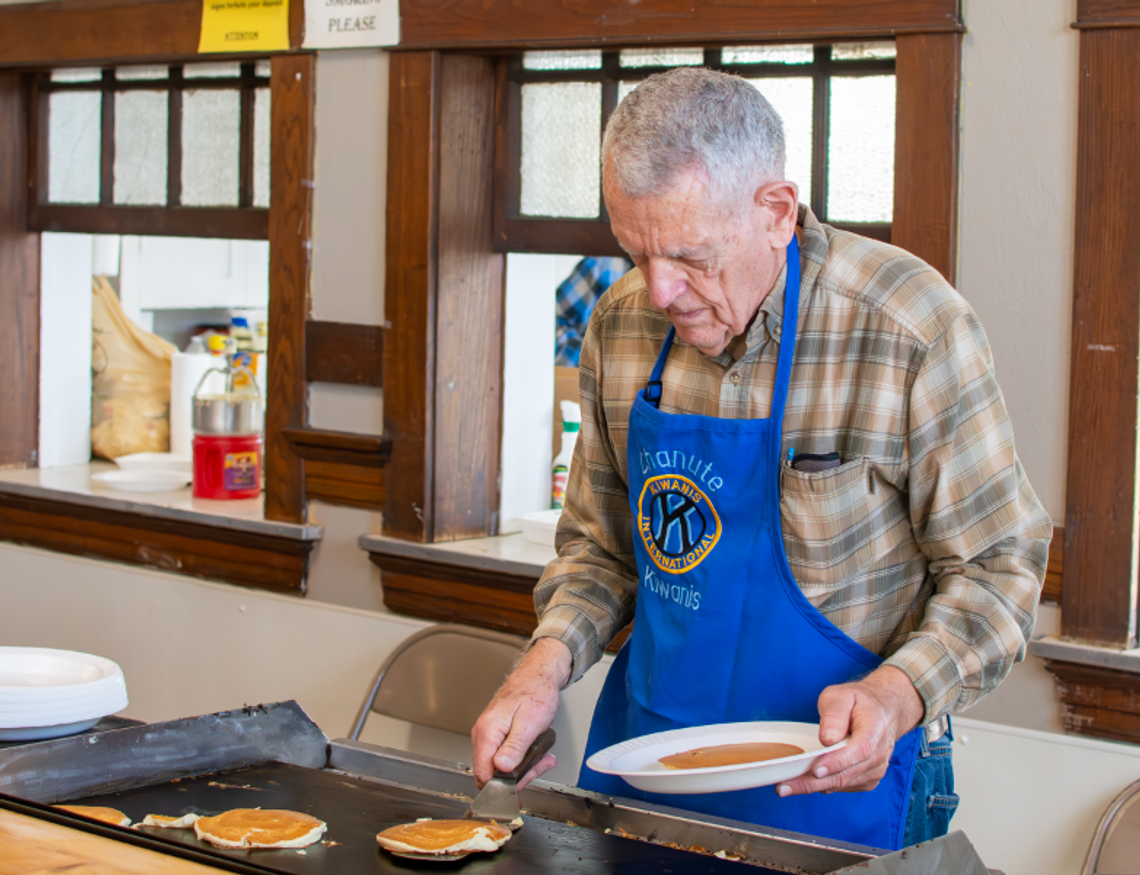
[193,394,262,436]
[192,366,263,436]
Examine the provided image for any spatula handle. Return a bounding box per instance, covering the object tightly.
[497,727,556,781]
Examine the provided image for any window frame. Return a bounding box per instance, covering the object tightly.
[494,44,896,257]
[30,61,272,239]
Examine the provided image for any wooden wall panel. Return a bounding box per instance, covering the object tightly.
[1077,0,1140,27]
[893,32,961,284]
[383,52,439,541]
[1045,659,1140,744]
[399,0,963,50]
[264,53,316,524]
[0,491,313,594]
[433,54,504,540]
[1063,28,1140,648]
[305,320,384,386]
[282,426,391,509]
[0,0,307,68]
[0,74,38,468]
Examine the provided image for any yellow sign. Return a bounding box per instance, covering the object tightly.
[199,0,290,53]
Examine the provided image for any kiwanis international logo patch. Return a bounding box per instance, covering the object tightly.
[637,474,722,574]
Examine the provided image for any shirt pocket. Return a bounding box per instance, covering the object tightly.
[780,457,877,585]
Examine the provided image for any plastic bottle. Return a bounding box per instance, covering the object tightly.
[551,400,581,509]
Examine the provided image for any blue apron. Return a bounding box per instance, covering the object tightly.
[578,236,920,851]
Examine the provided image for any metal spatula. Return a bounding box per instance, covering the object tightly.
[465,727,556,827]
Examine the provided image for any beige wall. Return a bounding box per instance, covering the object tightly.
[957,0,1075,523]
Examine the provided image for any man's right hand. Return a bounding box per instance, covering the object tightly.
[471,637,572,789]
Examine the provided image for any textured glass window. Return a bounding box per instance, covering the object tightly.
[184,62,242,79]
[117,65,169,81]
[520,82,601,218]
[722,45,813,65]
[253,88,271,208]
[618,80,637,106]
[255,60,272,78]
[523,50,602,70]
[114,91,168,205]
[828,76,895,222]
[51,68,102,83]
[751,78,813,205]
[832,42,896,61]
[182,89,241,206]
[48,91,101,204]
[620,47,703,68]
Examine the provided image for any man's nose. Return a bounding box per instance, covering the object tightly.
[643,259,686,310]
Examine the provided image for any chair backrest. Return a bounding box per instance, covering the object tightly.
[1082,777,1140,875]
[348,624,527,740]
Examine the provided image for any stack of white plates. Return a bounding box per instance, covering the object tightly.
[0,647,129,741]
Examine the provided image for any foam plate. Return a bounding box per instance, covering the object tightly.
[91,469,191,492]
[0,647,128,736]
[585,721,847,794]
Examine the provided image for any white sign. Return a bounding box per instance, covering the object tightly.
[303,0,398,49]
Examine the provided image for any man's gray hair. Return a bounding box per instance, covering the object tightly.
[602,67,786,211]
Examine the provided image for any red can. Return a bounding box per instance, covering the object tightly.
[192,433,262,499]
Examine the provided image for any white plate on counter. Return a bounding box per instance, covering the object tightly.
[91,469,191,492]
[585,721,847,794]
[111,452,192,475]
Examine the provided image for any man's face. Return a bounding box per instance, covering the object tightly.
[604,165,797,357]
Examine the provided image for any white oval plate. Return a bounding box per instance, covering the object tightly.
[0,648,128,729]
[585,721,848,794]
[91,469,191,492]
[111,452,192,475]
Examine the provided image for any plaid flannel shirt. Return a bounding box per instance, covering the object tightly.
[533,206,1052,726]
[555,256,634,367]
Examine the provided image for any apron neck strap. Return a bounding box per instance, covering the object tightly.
[641,234,802,414]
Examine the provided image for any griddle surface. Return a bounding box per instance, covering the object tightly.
[68,762,782,874]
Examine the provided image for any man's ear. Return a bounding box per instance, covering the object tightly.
[755,180,799,246]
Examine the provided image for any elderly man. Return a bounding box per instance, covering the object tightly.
[473,67,1050,850]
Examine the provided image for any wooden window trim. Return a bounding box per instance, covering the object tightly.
[30,62,270,227]
[397,0,963,51]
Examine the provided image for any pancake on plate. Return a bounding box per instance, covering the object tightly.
[376,819,512,857]
[659,741,804,769]
[141,812,200,828]
[194,808,326,849]
[55,805,131,827]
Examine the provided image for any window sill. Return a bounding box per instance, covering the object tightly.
[359,532,631,651]
[1031,635,1140,744]
[360,532,551,637]
[0,464,321,595]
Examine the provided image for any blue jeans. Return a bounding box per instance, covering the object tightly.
[902,724,959,847]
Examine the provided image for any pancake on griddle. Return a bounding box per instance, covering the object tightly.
[659,741,804,769]
[194,808,326,849]
[55,805,131,827]
[376,818,512,857]
[141,812,200,828]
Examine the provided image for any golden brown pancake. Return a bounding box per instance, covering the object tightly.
[376,819,512,857]
[659,741,805,769]
[141,812,200,828]
[193,809,326,849]
[56,805,131,827]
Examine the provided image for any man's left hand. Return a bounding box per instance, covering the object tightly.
[776,665,925,797]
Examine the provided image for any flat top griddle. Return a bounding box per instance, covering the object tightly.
[67,761,768,875]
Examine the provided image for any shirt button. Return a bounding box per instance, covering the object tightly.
[729,372,741,384]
